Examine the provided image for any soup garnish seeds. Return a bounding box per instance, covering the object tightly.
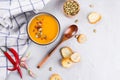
[63,0,80,17]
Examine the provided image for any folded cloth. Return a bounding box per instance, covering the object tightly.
[0,0,50,80]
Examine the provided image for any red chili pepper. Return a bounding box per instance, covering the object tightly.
[8,48,20,63]
[1,50,16,65]
[7,63,18,71]
[7,48,20,72]
[0,47,22,79]
[17,66,22,78]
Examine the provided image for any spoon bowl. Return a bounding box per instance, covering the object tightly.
[37,24,78,68]
[62,25,78,41]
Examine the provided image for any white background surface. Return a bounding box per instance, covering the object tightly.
[7,0,120,80]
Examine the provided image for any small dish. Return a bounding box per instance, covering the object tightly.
[63,0,80,17]
[27,12,60,45]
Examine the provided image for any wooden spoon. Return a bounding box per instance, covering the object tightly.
[37,25,78,68]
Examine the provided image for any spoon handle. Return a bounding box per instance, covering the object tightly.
[37,41,62,68]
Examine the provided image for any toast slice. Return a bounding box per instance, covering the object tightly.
[50,74,62,80]
[61,58,73,68]
[70,53,80,63]
[76,34,87,43]
[88,12,101,24]
[60,47,73,58]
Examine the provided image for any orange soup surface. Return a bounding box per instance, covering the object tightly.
[28,13,59,44]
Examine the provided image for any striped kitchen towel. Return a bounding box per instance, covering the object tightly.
[0,0,50,80]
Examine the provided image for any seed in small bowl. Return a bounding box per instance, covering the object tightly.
[63,0,80,17]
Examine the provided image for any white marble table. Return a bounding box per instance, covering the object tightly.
[7,0,120,80]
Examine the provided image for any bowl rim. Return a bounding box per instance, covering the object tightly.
[27,12,60,45]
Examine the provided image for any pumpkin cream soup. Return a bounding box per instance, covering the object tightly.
[28,13,60,45]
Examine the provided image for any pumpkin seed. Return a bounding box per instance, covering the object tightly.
[63,0,80,16]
